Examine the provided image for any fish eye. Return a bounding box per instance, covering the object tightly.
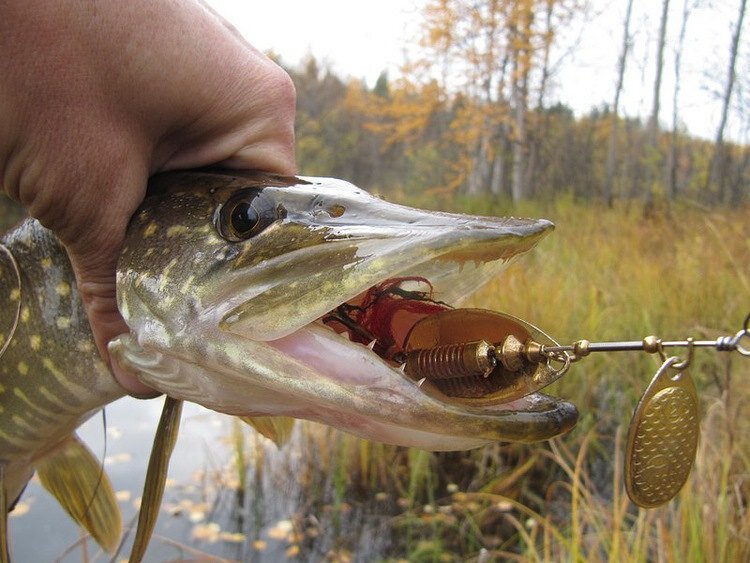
[217,191,280,241]
[230,201,259,236]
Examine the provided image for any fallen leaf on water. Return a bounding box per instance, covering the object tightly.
[252,540,268,551]
[219,531,246,543]
[285,545,300,558]
[192,522,221,543]
[104,452,132,465]
[9,502,30,517]
[162,502,182,516]
[267,519,293,540]
[189,509,206,523]
[115,490,131,502]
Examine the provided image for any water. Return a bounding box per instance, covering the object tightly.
[9,397,397,562]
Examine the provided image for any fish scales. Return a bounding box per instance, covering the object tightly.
[0,221,123,501]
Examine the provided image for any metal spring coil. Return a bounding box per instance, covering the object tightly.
[405,341,495,380]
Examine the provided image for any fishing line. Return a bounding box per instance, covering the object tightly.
[0,242,21,361]
[79,408,109,529]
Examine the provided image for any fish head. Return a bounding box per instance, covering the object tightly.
[111,171,578,450]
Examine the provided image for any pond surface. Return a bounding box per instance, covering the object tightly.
[9,397,397,562]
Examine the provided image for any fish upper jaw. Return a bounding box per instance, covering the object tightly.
[212,183,554,342]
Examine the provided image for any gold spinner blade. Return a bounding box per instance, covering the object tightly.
[625,356,699,508]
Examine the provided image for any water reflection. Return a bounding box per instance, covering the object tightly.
[10,397,394,562]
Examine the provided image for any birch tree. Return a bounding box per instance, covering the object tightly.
[603,0,635,206]
[644,0,670,209]
[666,0,694,200]
[706,0,747,203]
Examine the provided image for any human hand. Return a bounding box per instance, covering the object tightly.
[0,0,296,396]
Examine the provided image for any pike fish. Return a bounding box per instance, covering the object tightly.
[0,170,578,556]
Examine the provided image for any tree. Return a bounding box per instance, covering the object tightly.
[666,0,694,200]
[706,0,747,203]
[644,0,671,210]
[603,0,635,206]
[509,0,534,202]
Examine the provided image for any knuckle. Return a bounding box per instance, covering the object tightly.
[260,63,296,115]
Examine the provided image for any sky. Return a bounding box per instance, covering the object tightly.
[206,0,748,143]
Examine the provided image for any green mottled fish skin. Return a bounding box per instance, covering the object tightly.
[0,221,123,505]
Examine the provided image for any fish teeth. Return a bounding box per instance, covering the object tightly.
[399,364,407,373]
[417,377,426,387]
[367,339,377,350]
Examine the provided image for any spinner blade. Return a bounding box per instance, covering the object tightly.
[624,356,700,508]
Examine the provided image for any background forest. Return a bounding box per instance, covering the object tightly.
[285,0,748,209]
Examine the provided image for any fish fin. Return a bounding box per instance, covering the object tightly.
[129,397,183,563]
[240,416,295,448]
[35,435,122,553]
[1,465,10,563]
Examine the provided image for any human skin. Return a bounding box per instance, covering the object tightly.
[0,0,297,396]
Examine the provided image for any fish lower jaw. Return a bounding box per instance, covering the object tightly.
[266,320,551,415]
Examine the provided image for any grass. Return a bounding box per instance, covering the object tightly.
[457,199,749,561]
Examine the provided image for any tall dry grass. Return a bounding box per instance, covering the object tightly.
[458,200,749,561]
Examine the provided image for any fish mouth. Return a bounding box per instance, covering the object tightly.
[262,274,574,417]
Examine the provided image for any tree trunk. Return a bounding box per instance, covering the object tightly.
[706,0,747,204]
[667,0,691,200]
[511,94,527,203]
[510,1,533,203]
[649,0,670,140]
[467,132,492,196]
[643,0,670,213]
[525,0,554,199]
[603,0,634,206]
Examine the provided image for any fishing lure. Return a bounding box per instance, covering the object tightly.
[399,308,750,508]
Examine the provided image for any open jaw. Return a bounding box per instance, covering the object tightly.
[236,252,580,450]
